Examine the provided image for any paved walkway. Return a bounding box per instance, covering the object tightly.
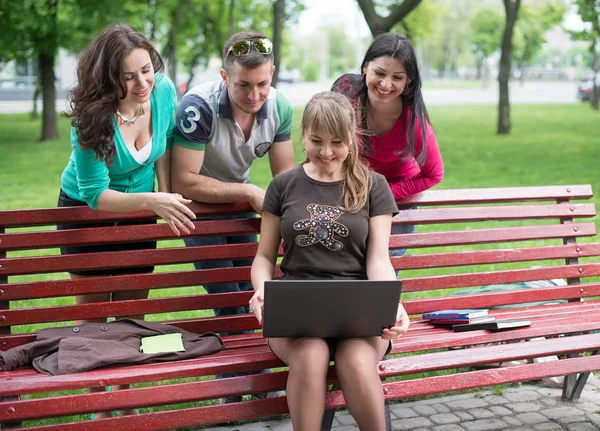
[199,376,600,431]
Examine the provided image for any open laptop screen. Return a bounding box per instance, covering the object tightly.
[263,280,402,338]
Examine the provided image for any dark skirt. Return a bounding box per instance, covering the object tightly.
[56,188,157,277]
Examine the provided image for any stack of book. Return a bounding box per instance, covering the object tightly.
[422,309,531,332]
[422,309,490,325]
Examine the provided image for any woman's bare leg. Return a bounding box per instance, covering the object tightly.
[269,337,330,431]
[335,337,390,431]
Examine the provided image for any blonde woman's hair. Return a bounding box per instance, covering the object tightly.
[300,91,372,213]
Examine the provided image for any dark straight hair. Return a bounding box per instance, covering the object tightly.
[63,23,164,165]
[336,33,429,164]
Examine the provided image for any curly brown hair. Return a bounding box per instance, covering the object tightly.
[62,23,164,165]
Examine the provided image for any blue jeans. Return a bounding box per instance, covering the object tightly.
[184,213,264,379]
[389,223,416,257]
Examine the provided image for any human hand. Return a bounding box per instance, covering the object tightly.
[382,301,410,339]
[246,185,266,213]
[249,288,265,325]
[148,193,196,236]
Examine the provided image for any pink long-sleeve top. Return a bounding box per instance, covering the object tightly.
[360,107,444,200]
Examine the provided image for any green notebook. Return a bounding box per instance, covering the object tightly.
[140,333,185,354]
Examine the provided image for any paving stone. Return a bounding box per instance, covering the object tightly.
[445,398,489,410]
[430,413,461,425]
[412,405,437,416]
[581,390,600,404]
[470,408,495,419]
[507,402,543,413]
[333,427,359,431]
[507,428,535,431]
[572,402,600,413]
[557,415,587,425]
[532,423,564,431]
[390,417,433,430]
[587,413,600,426]
[490,406,513,415]
[462,418,509,431]
[432,425,466,431]
[502,415,523,426]
[455,411,475,421]
[540,406,585,420]
[566,424,600,431]
[411,429,430,431]
[335,414,357,426]
[389,406,419,419]
[483,395,509,405]
[502,391,543,403]
[540,398,559,406]
[536,387,565,398]
[431,403,451,413]
[516,412,550,425]
[269,420,294,431]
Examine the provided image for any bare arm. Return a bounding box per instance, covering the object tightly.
[171,144,265,211]
[366,213,409,339]
[155,149,172,193]
[268,139,295,176]
[249,211,282,324]
[96,189,196,236]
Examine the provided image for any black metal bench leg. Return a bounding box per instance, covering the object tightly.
[321,384,340,431]
[0,396,22,429]
[562,350,598,401]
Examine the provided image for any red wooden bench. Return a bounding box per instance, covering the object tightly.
[1,184,600,430]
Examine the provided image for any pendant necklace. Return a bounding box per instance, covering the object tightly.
[116,104,145,124]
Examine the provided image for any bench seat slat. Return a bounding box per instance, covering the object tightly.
[393,203,596,225]
[1,333,598,426]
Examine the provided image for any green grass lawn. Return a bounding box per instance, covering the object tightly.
[1,104,599,425]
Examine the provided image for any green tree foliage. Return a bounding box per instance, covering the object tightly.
[512,1,565,83]
[570,0,600,110]
[470,7,504,80]
[0,0,146,141]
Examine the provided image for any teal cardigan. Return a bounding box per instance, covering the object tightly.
[61,73,177,209]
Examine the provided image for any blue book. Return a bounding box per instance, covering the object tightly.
[423,309,488,321]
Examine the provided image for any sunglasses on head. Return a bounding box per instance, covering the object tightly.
[227,38,273,57]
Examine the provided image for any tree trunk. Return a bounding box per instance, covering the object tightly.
[476,58,483,81]
[272,0,284,88]
[167,4,183,85]
[497,0,521,135]
[591,46,598,111]
[357,0,423,36]
[229,0,235,35]
[39,51,59,141]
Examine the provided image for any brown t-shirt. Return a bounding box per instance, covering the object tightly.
[262,165,398,280]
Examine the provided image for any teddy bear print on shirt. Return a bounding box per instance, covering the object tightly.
[294,204,348,251]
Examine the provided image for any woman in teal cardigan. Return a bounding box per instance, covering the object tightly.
[58,24,195,417]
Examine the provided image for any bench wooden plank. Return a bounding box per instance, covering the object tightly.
[393,203,596,225]
[1,334,598,427]
[0,219,260,251]
[398,184,593,206]
[0,202,254,228]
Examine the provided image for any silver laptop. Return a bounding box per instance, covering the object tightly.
[262,280,402,338]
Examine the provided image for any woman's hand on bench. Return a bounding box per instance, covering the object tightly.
[249,288,265,325]
[149,193,196,236]
[382,302,410,339]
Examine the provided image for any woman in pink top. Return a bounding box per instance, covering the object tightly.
[332,33,444,257]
